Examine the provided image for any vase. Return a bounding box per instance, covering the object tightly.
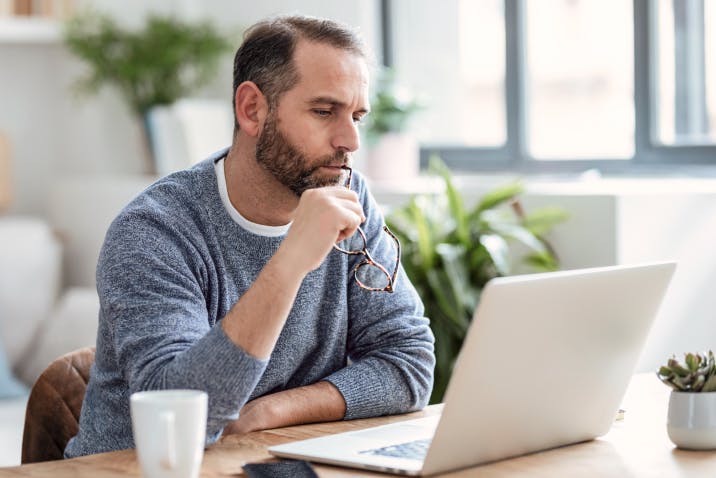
[667,390,716,450]
[0,132,12,212]
[364,132,419,182]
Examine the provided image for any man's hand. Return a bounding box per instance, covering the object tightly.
[222,394,275,436]
[222,381,347,436]
[279,186,365,275]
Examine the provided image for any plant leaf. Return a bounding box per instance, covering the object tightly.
[667,358,691,377]
[686,353,699,371]
[523,207,570,236]
[471,182,524,217]
[702,374,716,393]
[425,269,459,325]
[407,199,436,270]
[435,243,472,325]
[429,157,470,247]
[524,251,559,272]
[657,366,673,378]
[479,234,510,276]
[485,221,547,254]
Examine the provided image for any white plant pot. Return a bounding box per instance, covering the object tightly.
[364,132,419,182]
[667,390,716,450]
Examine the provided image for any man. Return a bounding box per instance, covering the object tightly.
[65,15,434,457]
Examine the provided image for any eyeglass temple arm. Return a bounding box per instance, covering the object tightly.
[383,226,401,291]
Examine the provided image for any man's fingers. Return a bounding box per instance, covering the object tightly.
[335,208,363,243]
[321,185,358,195]
[336,198,366,223]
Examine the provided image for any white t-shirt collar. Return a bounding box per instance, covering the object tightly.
[214,158,291,237]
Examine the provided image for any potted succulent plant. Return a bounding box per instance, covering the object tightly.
[657,351,716,449]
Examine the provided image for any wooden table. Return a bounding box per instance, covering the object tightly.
[3,374,716,477]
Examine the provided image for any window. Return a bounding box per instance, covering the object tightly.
[653,0,716,145]
[525,0,633,159]
[389,0,505,147]
[383,0,716,172]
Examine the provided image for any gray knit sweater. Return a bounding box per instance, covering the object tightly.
[65,149,435,457]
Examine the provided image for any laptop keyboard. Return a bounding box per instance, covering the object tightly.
[360,438,431,460]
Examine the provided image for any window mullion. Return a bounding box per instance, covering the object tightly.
[380,0,393,67]
[633,0,652,162]
[673,0,708,138]
[504,0,527,165]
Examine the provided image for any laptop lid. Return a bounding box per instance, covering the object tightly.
[421,261,676,474]
[270,262,676,476]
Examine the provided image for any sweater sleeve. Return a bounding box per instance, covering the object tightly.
[324,175,435,419]
[97,206,267,441]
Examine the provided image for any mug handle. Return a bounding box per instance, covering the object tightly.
[159,411,176,469]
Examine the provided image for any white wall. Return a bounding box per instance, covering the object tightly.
[0,43,149,216]
[616,191,716,372]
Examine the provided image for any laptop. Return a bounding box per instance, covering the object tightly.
[269,262,676,476]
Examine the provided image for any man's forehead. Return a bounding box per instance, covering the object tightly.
[292,40,370,90]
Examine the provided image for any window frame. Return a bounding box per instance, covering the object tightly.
[381,0,716,174]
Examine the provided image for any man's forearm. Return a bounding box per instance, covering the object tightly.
[221,246,306,359]
[257,380,347,427]
[223,380,346,435]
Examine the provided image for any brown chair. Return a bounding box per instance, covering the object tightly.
[21,347,95,464]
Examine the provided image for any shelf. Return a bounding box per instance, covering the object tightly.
[0,17,61,43]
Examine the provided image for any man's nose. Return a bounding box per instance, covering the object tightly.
[331,117,360,153]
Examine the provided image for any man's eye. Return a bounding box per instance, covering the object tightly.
[313,109,331,117]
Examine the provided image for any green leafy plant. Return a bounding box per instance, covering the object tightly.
[386,157,568,403]
[365,70,421,145]
[64,11,233,172]
[658,351,716,392]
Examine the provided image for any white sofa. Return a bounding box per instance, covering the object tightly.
[0,175,151,466]
[0,218,62,376]
[0,217,99,466]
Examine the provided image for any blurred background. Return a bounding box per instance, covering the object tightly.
[0,0,715,466]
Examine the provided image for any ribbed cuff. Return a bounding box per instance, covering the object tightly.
[325,360,390,420]
[187,325,269,434]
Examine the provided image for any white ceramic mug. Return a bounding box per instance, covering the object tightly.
[130,390,208,478]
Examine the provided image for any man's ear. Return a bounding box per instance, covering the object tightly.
[234,81,268,137]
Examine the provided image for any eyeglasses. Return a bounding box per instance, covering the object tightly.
[332,167,401,293]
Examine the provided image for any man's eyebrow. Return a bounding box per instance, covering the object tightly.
[307,96,370,114]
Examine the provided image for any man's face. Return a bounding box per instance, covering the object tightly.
[255,40,370,197]
[255,110,349,197]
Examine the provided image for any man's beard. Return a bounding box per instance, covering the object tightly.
[255,114,350,197]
